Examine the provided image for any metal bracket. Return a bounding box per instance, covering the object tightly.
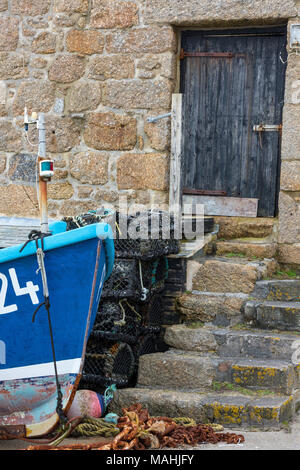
[147,112,171,123]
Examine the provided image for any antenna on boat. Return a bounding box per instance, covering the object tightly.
[24,109,54,234]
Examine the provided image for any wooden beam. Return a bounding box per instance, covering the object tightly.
[183,195,258,217]
[169,93,183,213]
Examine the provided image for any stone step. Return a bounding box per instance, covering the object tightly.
[215,358,297,395]
[214,216,276,240]
[244,300,300,332]
[176,291,247,327]
[253,280,300,302]
[216,240,277,259]
[109,387,297,430]
[136,350,299,395]
[190,257,278,294]
[164,324,300,361]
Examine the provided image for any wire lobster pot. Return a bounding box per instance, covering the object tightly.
[101,257,169,302]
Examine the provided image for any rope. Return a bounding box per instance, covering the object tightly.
[69,417,119,438]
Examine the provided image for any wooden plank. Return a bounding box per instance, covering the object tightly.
[0,217,41,248]
[183,195,258,217]
[169,93,183,213]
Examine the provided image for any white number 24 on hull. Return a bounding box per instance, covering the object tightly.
[0,269,40,315]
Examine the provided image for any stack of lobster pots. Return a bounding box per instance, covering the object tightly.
[79,211,180,393]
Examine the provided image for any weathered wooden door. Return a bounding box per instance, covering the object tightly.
[180,26,287,217]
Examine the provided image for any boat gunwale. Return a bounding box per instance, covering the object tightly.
[0,222,115,280]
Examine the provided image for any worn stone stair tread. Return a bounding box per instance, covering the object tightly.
[260,300,300,308]
[253,280,300,301]
[191,257,278,294]
[109,387,296,429]
[137,349,300,394]
[216,240,277,259]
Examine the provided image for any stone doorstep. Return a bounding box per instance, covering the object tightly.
[213,216,276,241]
[164,324,300,361]
[108,388,296,430]
[245,301,300,332]
[136,350,300,395]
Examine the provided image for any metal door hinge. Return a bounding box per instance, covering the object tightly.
[180,49,235,60]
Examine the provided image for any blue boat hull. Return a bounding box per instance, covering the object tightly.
[0,223,114,437]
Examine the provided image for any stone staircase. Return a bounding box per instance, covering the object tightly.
[109,218,300,430]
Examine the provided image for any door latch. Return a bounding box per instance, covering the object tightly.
[253,124,282,132]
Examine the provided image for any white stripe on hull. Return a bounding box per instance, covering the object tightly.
[0,358,81,381]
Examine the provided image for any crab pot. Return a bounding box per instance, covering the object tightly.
[90,300,142,344]
[138,294,164,326]
[81,341,136,390]
[101,257,168,302]
[114,211,180,260]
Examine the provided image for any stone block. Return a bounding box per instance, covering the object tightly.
[84,112,136,151]
[69,151,109,185]
[0,53,28,80]
[0,0,8,11]
[145,111,171,150]
[214,216,275,240]
[13,80,56,116]
[0,121,22,152]
[31,32,56,54]
[90,0,138,29]
[280,161,300,191]
[143,0,297,25]
[0,17,19,51]
[68,82,102,112]
[8,153,36,182]
[0,184,39,217]
[278,192,300,244]
[192,259,277,294]
[88,55,135,81]
[104,79,173,109]
[11,0,51,15]
[54,0,89,13]
[216,241,277,259]
[164,324,217,353]
[59,200,96,217]
[277,244,300,266]
[117,153,168,190]
[27,116,81,153]
[137,351,215,390]
[284,54,300,104]
[48,182,74,200]
[177,292,245,324]
[66,30,104,55]
[48,54,85,83]
[281,104,300,160]
[106,26,176,54]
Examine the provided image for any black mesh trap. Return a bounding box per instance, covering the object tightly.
[91,300,142,344]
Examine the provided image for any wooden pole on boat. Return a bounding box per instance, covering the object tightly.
[37,113,49,234]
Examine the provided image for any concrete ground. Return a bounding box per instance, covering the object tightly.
[1,413,300,451]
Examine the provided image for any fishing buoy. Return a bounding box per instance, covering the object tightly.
[67,390,105,419]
